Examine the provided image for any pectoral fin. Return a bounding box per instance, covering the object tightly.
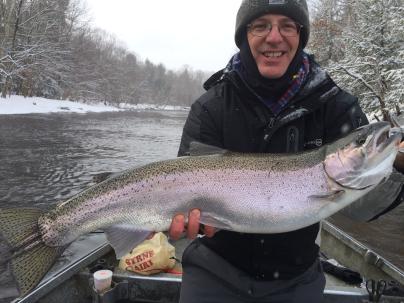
[309,189,345,200]
[104,225,152,259]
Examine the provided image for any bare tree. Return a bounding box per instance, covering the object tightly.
[0,0,207,106]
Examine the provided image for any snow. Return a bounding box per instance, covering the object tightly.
[117,102,189,112]
[0,95,121,115]
[0,95,189,115]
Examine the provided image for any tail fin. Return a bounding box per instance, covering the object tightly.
[0,208,64,299]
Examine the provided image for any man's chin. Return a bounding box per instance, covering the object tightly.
[258,67,287,79]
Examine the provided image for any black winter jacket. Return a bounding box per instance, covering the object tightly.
[178,56,369,280]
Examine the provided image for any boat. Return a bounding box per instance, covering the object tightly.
[5,221,404,303]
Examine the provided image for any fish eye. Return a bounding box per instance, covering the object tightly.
[356,137,366,145]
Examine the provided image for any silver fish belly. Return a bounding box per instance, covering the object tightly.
[38,149,327,244]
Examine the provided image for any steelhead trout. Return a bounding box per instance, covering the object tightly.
[0,121,401,297]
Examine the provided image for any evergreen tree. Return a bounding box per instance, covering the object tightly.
[328,0,404,118]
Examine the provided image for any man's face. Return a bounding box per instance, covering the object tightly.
[247,14,300,79]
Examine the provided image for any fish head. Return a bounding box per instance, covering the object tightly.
[324,122,401,189]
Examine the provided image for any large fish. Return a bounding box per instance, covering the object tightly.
[0,121,401,297]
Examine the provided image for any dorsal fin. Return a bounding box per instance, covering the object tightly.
[189,142,228,156]
[92,171,116,184]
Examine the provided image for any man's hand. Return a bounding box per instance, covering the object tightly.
[168,209,216,240]
[394,141,404,173]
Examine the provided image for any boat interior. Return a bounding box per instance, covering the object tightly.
[6,221,404,303]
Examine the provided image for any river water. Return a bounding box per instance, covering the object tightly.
[0,110,403,270]
[0,111,185,208]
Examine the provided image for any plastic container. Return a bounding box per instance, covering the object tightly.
[93,269,113,292]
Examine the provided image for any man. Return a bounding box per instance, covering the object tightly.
[169,0,404,302]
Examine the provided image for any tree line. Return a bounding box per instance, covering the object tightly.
[1,0,403,112]
[0,0,208,106]
[308,0,403,118]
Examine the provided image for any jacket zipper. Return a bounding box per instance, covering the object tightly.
[263,117,276,141]
[287,127,299,153]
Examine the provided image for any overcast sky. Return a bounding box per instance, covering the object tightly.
[85,0,242,72]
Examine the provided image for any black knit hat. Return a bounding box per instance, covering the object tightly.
[235,0,310,48]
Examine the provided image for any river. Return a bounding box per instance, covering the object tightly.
[0,110,403,270]
[0,111,185,208]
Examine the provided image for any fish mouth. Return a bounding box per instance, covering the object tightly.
[362,122,396,154]
[324,122,401,189]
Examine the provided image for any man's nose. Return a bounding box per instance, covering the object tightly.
[265,25,284,43]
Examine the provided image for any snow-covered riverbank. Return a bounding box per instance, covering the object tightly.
[1,95,398,121]
[0,95,189,115]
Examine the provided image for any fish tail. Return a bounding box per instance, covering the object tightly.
[0,208,64,299]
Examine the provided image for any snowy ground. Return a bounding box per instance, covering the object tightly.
[0,95,188,115]
[0,95,398,119]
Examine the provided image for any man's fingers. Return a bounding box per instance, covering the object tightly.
[169,214,185,240]
[169,210,216,241]
[187,209,201,239]
[203,225,216,238]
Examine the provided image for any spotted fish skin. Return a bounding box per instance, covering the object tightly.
[39,149,328,246]
[38,121,400,246]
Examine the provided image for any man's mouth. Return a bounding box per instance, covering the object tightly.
[262,51,284,58]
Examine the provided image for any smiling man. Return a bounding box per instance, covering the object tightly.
[246,14,301,79]
[170,0,404,302]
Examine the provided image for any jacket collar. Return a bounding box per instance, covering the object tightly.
[204,54,332,101]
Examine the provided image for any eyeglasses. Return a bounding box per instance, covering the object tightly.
[247,21,302,37]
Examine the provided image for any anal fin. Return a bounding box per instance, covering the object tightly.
[199,212,232,231]
[105,225,151,259]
